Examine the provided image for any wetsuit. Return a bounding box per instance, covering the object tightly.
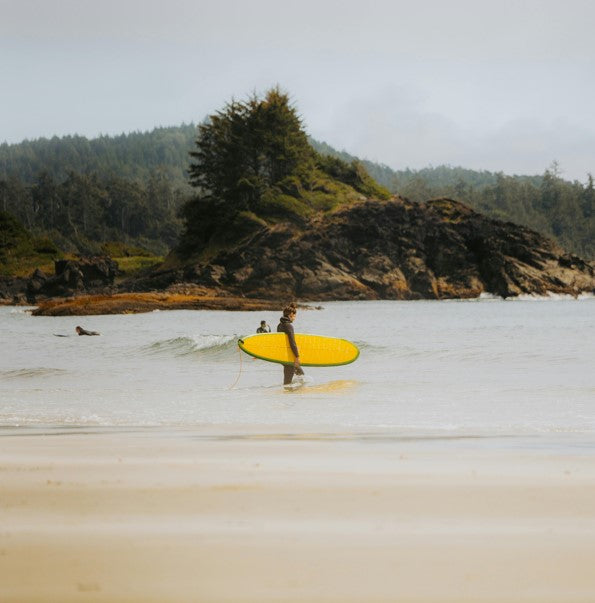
[277,316,299,384]
[256,325,270,333]
[76,327,100,336]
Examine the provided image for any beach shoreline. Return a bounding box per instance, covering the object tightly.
[1,427,595,602]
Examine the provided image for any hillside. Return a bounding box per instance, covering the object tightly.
[124,89,593,302]
[0,125,196,190]
[0,211,60,277]
[310,141,593,259]
[2,124,592,259]
[5,88,593,308]
[129,196,594,301]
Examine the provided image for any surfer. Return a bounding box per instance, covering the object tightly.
[256,320,271,333]
[75,326,100,336]
[276,302,304,385]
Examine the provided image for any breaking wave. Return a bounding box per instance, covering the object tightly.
[0,367,68,380]
[139,335,238,358]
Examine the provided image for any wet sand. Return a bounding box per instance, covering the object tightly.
[1,428,595,602]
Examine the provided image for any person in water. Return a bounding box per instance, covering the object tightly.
[75,326,100,336]
[276,302,303,385]
[256,320,271,333]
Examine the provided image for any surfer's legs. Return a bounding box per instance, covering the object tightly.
[283,364,295,385]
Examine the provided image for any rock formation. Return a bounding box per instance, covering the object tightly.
[131,197,594,300]
[25,256,119,302]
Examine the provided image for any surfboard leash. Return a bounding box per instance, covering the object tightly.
[228,345,243,390]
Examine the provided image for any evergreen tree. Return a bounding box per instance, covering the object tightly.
[188,87,314,213]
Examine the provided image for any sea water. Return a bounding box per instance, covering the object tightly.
[0,298,594,446]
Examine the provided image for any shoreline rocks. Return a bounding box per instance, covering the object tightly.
[5,197,594,315]
[27,256,119,302]
[30,289,305,316]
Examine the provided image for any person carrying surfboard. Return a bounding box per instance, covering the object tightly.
[276,302,304,385]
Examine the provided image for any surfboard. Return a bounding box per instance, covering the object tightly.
[238,333,359,367]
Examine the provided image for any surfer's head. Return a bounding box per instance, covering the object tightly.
[283,302,297,321]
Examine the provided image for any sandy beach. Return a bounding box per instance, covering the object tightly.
[1,429,595,602]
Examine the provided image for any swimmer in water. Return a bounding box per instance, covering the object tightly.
[75,326,100,336]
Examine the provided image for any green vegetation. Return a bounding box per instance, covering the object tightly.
[114,255,164,278]
[0,125,196,190]
[98,242,163,278]
[1,94,592,261]
[0,211,62,276]
[310,142,594,258]
[0,170,185,257]
[0,211,164,279]
[179,88,390,256]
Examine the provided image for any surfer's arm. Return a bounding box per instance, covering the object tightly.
[285,324,300,360]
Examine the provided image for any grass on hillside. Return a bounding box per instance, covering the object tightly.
[114,255,164,278]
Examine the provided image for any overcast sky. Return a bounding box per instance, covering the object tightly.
[1,0,594,180]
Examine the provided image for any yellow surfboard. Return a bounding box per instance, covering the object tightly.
[238,333,359,367]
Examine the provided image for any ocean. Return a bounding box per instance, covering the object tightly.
[1,297,594,445]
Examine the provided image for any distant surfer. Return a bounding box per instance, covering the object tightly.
[256,320,271,333]
[75,326,100,336]
[276,303,303,385]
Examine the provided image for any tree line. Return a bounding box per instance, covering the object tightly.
[1,109,593,259]
[1,125,196,191]
[394,165,593,259]
[0,170,185,255]
[311,144,594,259]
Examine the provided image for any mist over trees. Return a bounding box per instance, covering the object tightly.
[0,125,195,190]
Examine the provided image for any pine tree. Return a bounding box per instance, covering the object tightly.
[188,87,313,213]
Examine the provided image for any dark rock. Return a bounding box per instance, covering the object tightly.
[0,275,28,304]
[25,256,119,302]
[118,196,594,301]
[169,197,593,300]
[55,256,118,287]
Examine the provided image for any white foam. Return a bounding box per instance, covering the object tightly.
[478,292,501,301]
[513,292,594,301]
[191,334,236,351]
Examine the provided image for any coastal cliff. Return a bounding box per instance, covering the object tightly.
[21,195,595,315]
[129,196,594,302]
[6,88,594,315]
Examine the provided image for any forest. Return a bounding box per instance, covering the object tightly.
[1,118,593,261]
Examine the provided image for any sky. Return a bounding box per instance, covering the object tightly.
[1,0,594,181]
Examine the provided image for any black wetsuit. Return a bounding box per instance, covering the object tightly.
[256,325,270,333]
[76,328,100,336]
[277,316,299,384]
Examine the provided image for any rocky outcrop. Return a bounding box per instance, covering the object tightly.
[135,197,593,300]
[31,289,286,316]
[0,276,29,305]
[25,256,119,302]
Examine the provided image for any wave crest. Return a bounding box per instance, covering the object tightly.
[0,367,68,380]
[140,335,237,358]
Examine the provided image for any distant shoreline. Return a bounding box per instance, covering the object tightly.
[9,290,592,316]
